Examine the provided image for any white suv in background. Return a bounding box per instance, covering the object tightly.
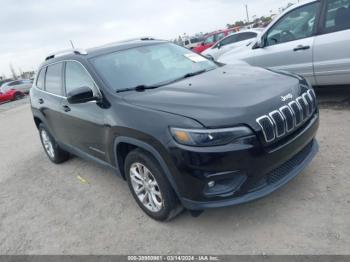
[219,0,350,86]
[1,79,33,94]
[202,29,263,60]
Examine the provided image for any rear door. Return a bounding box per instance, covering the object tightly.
[36,63,66,142]
[313,0,350,85]
[245,1,320,85]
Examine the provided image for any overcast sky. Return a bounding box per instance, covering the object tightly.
[0,0,300,77]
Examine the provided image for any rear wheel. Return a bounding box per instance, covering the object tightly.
[124,149,183,221]
[38,124,70,164]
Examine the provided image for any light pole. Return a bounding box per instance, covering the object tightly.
[245,4,250,23]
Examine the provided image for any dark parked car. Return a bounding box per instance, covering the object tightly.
[30,39,319,221]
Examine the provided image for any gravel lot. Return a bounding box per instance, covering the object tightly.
[0,87,349,255]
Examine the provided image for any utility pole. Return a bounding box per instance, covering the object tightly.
[9,63,17,80]
[245,4,250,23]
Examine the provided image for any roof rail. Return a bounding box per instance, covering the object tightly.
[99,37,157,48]
[45,48,88,61]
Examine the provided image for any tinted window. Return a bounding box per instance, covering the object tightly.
[190,38,201,44]
[238,32,257,41]
[45,63,63,95]
[324,0,350,32]
[65,61,95,95]
[36,68,46,90]
[9,81,20,86]
[266,2,319,46]
[219,34,240,47]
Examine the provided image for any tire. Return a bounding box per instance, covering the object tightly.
[13,92,23,101]
[124,148,183,221]
[38,123,70,164]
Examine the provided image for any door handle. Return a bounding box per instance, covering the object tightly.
[38,98,44,104]
[62,105,71,112]
[293,45,310,51]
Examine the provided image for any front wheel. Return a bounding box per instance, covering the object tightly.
[124,149,183,221]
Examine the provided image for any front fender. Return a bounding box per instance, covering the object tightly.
[113,136,181,201]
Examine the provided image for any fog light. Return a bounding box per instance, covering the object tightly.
[208,181,215,188]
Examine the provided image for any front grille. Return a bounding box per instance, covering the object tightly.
[269,111,285,137]
[256,116,275,142]
[297,97,308,120]
[256,89,317,144]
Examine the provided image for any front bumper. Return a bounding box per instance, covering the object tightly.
[182,139,318,210]
[166,113,319,210]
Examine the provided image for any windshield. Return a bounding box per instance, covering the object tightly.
[91,43,217,91]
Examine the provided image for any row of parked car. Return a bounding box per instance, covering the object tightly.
[0,79,33,103]
[192,0,350,86]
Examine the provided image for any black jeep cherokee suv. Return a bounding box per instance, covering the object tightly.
[30,39,319,221]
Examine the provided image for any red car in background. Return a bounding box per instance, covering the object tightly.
[192,27,240,53]
[0,89,24,103]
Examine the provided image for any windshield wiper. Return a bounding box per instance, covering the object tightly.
[182,69,207,79]
[116,84,160,93]
[116,69,210,93]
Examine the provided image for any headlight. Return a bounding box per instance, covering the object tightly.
[170,126,253,147]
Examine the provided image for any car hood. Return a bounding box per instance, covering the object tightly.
[122,65,301,129]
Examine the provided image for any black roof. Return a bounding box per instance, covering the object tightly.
[39,38,168,68]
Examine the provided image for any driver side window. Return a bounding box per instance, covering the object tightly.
[65,61,97,96]
[266,2,319,47]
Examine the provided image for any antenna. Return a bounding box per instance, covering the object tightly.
[70,40,75,49]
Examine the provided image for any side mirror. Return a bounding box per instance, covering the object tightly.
[201,42,205,46]
[67,86,96,104]
[253,36,265,49]
[206,55,215,61]
[217,43,221,49]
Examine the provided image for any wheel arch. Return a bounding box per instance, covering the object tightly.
[114,136,181,199]
[33,116,42,129]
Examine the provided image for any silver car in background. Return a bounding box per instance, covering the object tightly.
[202,28,263,60]
[219,0,350,86]
[1,79,33,94]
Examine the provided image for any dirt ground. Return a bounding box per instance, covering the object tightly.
[0,87,349,255]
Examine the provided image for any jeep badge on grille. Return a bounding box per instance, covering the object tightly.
[281,93,293,102]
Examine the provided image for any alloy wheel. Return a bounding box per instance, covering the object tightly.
[41,130,55,159]
[129,162,163,212]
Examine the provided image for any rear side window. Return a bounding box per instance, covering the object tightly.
[324,0,350,33]
[9,81,20,86]
[36,68,46,90]
[238,32,257,41]
[65,61,96,95]
[219,34,240,47]
[45,63,63,95]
